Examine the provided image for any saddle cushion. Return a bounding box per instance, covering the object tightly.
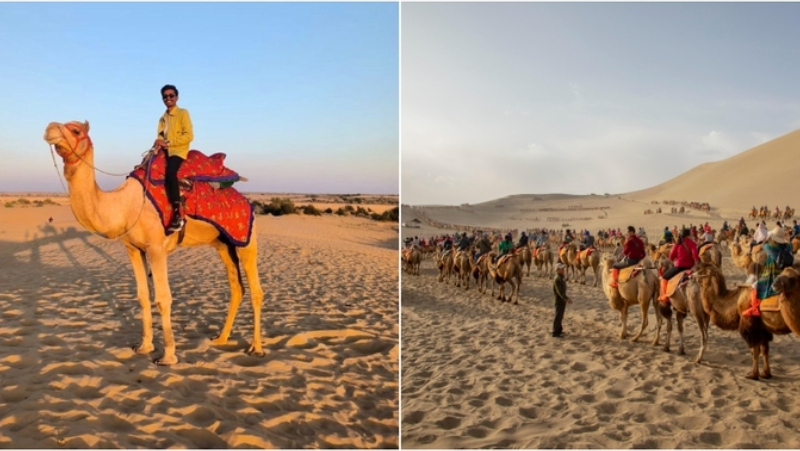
[619,266,643,283]
[578,248,594,260]
[698,243,715,257]
[128,149,253,246]
[760,295,781,312]
[666,270,691,298]
[476,254,489,266]
[497,254,513,267]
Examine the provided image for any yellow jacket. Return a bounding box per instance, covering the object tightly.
[157,107,194,159]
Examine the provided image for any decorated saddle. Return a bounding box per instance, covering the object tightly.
[577,248,595,261]
[127,149,254,247]
[698,242,715,256]
[496,254,514,267]
[759,295,781,313]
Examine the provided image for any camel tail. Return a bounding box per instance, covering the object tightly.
[226,243,245,296]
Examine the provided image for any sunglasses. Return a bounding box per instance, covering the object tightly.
[162,94,177,100]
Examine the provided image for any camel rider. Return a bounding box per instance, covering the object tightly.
[661,226,674,245]
[608,226,646,289]
[638,226,646,238]
[748,221,768,255]
[740,220,749,239]
[792,220,800,241]
[746,227,792,316]
[457,232,471,253]
[698,226,715,252]
[475,233,492,263]
[493,233,514,267]
[517,231,529,249]
[721,220,729,232]
[155,84,194,233]
[441,236,454,257]
[580,230,594,251]
[658,228,699,301]
[535,232,547,247]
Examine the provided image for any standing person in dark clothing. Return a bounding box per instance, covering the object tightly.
[553,262,572,337]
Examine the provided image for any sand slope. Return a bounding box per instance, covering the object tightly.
[401,258,800,448]
[0,205,398,448]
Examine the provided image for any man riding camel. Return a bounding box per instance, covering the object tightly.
[608,226,646,289]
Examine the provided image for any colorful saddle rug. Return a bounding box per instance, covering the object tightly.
[619,265,644,283]
[577,248,595,260]
[127,149,254,247]
[666,270,692,298]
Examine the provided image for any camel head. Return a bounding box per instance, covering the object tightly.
[44,121,92,166]
[773,267,800,297]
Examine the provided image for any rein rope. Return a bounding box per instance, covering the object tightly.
[49,142,155,241]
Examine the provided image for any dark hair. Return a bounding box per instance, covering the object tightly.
[678,228,690,243]
[627,226,636,233]
[161,84,179,97]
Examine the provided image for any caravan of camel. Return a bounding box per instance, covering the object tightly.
[402,218,800,381]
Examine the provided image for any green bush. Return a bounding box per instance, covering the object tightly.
[371,207,399,222]
[324,207,333,214]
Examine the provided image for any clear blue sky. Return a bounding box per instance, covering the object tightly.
[0,2,398,194]
[402,3,800,205]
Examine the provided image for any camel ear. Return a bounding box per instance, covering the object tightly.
[83,121,90,133]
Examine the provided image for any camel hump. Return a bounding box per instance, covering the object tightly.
[619,265,644,283]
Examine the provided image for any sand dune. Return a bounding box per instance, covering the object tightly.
[0,203,398,448]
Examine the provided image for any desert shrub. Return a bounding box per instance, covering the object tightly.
[371,207,399,222]
[16,198,30,205]
[4,202,14,208]
[301,205,322,216]
[324,207,333,214]
[344,204,355,213]
[335,208,347,216]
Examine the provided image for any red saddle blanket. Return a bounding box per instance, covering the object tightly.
[127,149,254,247]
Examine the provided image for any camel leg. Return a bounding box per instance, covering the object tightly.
[676,311,686,355]
[148,249,177,365]
[694,311,709,364]
[239,239,265,356]
[747,346,761,380]
[661,306,672,352]
[760,343,772,379]
[652,302,663,347]
[593,265,599,288]
[631,299,649,342]
[210,241,245,347]
[619,306,629,339]
[126,246,155,355]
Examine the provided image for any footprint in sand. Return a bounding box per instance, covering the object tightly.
[435,416,462,430]
[403,410,426,425]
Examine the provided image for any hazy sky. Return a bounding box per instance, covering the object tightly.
[401,3,800,205]
[0,2,398,194]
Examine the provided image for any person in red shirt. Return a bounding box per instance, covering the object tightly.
[658,229,699,301]
[609,226,646,288]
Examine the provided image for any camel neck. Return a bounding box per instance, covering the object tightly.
[65,150,126,238]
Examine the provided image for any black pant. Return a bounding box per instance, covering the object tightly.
[662,265,691,281]
[165,155,184,207]
[553,300,567,336]
[613,257,641,270]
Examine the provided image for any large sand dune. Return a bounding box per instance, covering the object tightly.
[0,203,398,448]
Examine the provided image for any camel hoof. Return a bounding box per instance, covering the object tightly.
[247,346,266,357]
[662,346,670,353]
[678,348,686,356]
[745,373,759,381]
[133,343,154,355]
[210,336,230,346]
[760,371,772,379]
[154,355,178,366]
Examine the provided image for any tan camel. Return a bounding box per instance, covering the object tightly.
[518,246,533,276]
[653,258,709,363]
[692,262,795,380]
[402,248,422,276]
[558,243,578,281]
[472,253,491,295]
[729,242,766,275]
[600,255,657,341]
[44,121,264,365]
[436,249,455,284]
[453,250,472,290]
[533,245,554,278]
[573,247,600,287]
[488,254,522,304]
[697,242,722,268]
